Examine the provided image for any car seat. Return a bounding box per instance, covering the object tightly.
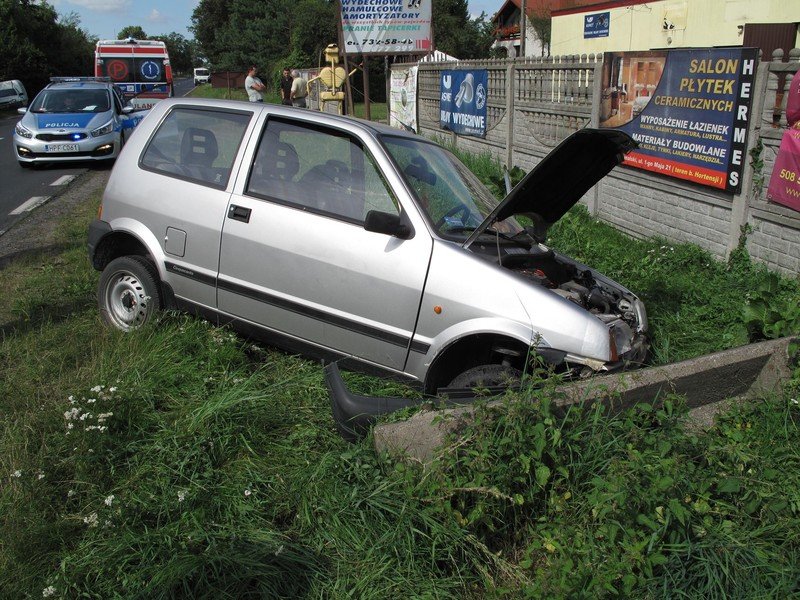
[180,127,223,183]
[298,159,354,217]
[248,140,300,200]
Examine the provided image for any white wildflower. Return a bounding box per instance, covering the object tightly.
[68,395,75,403]
[67,489,75,497]
[12,470,22,478]
[244,489,252,497]
[42,586,56,598]
[178,490,186,503]
[87,398,96,404]
[104,494,114,506]
[109,387,117,393]
[83,512,99,527]
[37,472,45,480]
[64,407,80,421]
[791,398,798,405]
[90,385,103,393]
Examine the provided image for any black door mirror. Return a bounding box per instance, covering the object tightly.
[364,210,413,239]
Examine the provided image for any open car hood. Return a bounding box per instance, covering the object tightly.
[465,128,636,247]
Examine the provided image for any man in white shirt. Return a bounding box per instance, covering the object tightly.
[290,69,308,108]
[245,66,265,102]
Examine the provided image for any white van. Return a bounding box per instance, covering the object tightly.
[193,68,210,85]
[0,80,28,110]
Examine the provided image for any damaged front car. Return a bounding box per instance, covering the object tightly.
[328,127,648,439]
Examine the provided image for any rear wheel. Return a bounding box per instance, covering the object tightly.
[98,256,162,331]
[448,364,522,391]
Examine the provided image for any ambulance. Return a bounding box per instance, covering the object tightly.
[94,38,173,109]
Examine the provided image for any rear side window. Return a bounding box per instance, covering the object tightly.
[141,107,251,188]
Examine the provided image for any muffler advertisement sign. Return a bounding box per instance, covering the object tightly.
[439,70,487,137]
[340,0,432,55]
[599,48,758,193]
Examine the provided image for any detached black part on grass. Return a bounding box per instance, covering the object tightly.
[325,362,489,441]
[326,362,424,441]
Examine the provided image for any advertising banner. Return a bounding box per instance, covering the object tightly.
[599,47,758,193]
[767,128,800,212]
[439,70,488,137]
[584,12,610,38]
[340,0,432,55]
[389,65,418,132]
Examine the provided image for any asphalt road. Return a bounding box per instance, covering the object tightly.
[0,77,194,236]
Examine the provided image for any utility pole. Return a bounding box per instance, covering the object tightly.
[520,0,527,57]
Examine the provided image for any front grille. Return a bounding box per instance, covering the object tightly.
[36,132,88,142]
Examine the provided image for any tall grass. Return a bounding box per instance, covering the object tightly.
[1,151,799,598]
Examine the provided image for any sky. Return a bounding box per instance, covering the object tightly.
[50,0,501,41]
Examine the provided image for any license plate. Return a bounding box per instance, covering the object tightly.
[44,144,79,153]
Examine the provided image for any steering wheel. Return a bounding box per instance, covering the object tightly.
[434,203,473,231]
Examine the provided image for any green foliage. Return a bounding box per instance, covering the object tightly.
[409,391,800,597]
[117,24,147,39]
[0,0,95,96]
[743,272,800,340]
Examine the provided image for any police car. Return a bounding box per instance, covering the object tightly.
[13,77,146,168]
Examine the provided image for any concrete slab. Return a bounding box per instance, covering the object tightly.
[373,336,797,462]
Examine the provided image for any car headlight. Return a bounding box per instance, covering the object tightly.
[15,122,33,139]
[91,120,115,137]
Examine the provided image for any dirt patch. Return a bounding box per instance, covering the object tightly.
[0,170,109,269]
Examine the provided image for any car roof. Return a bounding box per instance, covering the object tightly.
[45,81,113,91]
[146,97,423,143]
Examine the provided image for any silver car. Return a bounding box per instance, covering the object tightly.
[13,78,144,167]
[88,98,647,404]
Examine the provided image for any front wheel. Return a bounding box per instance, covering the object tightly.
[448,364,522,391]
[98,256,162,331]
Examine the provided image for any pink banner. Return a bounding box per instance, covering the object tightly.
[767,128,800,212]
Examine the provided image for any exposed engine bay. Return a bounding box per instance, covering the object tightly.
[474,240,648,368]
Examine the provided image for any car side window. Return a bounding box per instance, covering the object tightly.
[140,107,251,188]
[246,118,399,223]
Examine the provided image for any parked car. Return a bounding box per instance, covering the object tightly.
[0,79,28,110]
[193,68,210,86]
[13,77,146,168]
[88,98,648,405]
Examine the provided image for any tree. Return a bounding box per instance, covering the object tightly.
[527,0,551,57]
[0,0,95,97]
[433,0,494,59]
[117,25,147,40]
[152,32,196,75]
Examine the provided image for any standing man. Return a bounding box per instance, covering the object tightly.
[245,66,265,103]
[290,69,308,108]
[280,67,293,106]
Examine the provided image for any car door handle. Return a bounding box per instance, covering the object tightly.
[228,205,252,223]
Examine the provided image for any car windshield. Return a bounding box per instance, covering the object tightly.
[0,89,17,99]
[382,135,525,241]
[30,89,110,114]
[196,69,209,76]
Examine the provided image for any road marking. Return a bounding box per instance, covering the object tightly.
[10,196,50,215]
[50,175,76,186]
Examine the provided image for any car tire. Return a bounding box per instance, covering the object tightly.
[98,256,162,331]
[448,364,522,390]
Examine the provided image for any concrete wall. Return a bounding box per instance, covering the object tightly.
[411,49,800,275]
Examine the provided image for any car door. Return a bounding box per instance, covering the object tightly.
[217,116,432,372]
